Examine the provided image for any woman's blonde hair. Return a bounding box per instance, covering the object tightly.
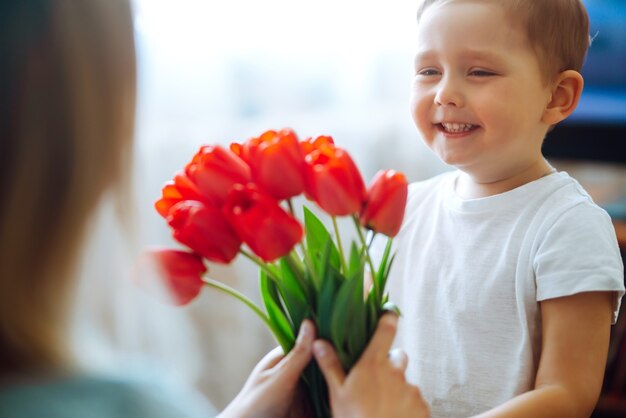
[0,0,136,374]
[416,0,590,83]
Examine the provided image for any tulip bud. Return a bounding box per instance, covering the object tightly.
[223,184,303,262]
[360,170,408,237]
[168,200,241,263]
[134,249,206,306]
[304,146,366,216]
[233,128,306,200]
[185,145,251,207]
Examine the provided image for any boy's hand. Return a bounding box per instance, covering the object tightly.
[313,313,430,418]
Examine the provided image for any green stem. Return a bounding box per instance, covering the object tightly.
[367,230,377,250]
[331,216,348,275]
[287,249,304,273]
[239,249,281,283]
[352,215,378,300]
[201,277,278,336]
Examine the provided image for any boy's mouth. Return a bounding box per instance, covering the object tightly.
[438,122,479,133]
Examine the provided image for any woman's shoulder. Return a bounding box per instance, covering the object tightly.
[0,372,216,418]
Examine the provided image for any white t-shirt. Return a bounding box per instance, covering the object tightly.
[385,170,624,418]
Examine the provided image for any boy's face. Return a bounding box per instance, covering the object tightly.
[411,1,553,181]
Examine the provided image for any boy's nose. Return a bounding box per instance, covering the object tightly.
[434,77,464,107]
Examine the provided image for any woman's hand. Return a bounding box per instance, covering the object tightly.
[313,313,430,418]
[219,320,316,418]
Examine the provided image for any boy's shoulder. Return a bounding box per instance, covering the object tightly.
[537,171,608,216]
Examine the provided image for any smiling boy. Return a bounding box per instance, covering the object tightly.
[387,0,625,417]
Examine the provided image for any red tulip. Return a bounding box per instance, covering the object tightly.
[134,249,206,306]
[231,128,305,200]
[155,181,184,218]
[154,171,208,218]
[185,145,251,207]
[299,135,336,202]
[360,170,408,237]
[223,184,303,262]
[300,135,335,157]
[304,145,366,216]
[168,200,241,263]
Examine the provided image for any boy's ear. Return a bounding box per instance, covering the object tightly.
[542,70,584,125]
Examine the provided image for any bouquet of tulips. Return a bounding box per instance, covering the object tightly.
[149,128,408,418]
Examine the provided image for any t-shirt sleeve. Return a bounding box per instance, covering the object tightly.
[534,202,625,324]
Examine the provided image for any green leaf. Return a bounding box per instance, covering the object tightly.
[365,287,380,335]
[330,269,365,369]
[347,241,366,279]
[259,270,295,351]
[317,260,341,341]
[304,206,341,273]
[345,269,366,366]
[375,237,394,302]
[317,237,331,281]
[303,362,330,418]
[278,258,309,331]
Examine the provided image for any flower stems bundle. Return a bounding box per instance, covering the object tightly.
[148,128,408,418]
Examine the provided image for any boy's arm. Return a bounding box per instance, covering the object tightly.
[473,291,614,418]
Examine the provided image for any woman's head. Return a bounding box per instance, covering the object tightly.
[0,0,136,373]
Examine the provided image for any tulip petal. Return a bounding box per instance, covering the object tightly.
[134,249,206,306]
[185,145,251,206]
[224,184,303,262]
[241,128,305,200]
[360,170,408,237]
[168,200,242,263]
[304,147,366,216]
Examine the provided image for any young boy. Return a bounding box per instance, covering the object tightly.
[387,0,626,417]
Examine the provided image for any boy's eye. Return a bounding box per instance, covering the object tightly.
[468,69,495,77]
[417,68,440,76]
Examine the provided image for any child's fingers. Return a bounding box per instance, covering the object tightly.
[275,320,316,380]
[360,313,399,364]
[313,340,346,391]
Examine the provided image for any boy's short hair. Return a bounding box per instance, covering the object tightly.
[416,0,591,83]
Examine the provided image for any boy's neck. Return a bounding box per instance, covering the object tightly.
[455,159,555,199]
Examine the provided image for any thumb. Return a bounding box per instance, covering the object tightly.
[359,313,398,364]
[313,340,346,392]
[275,320,315,381]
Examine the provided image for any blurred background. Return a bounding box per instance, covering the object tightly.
[69,0,626,413]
